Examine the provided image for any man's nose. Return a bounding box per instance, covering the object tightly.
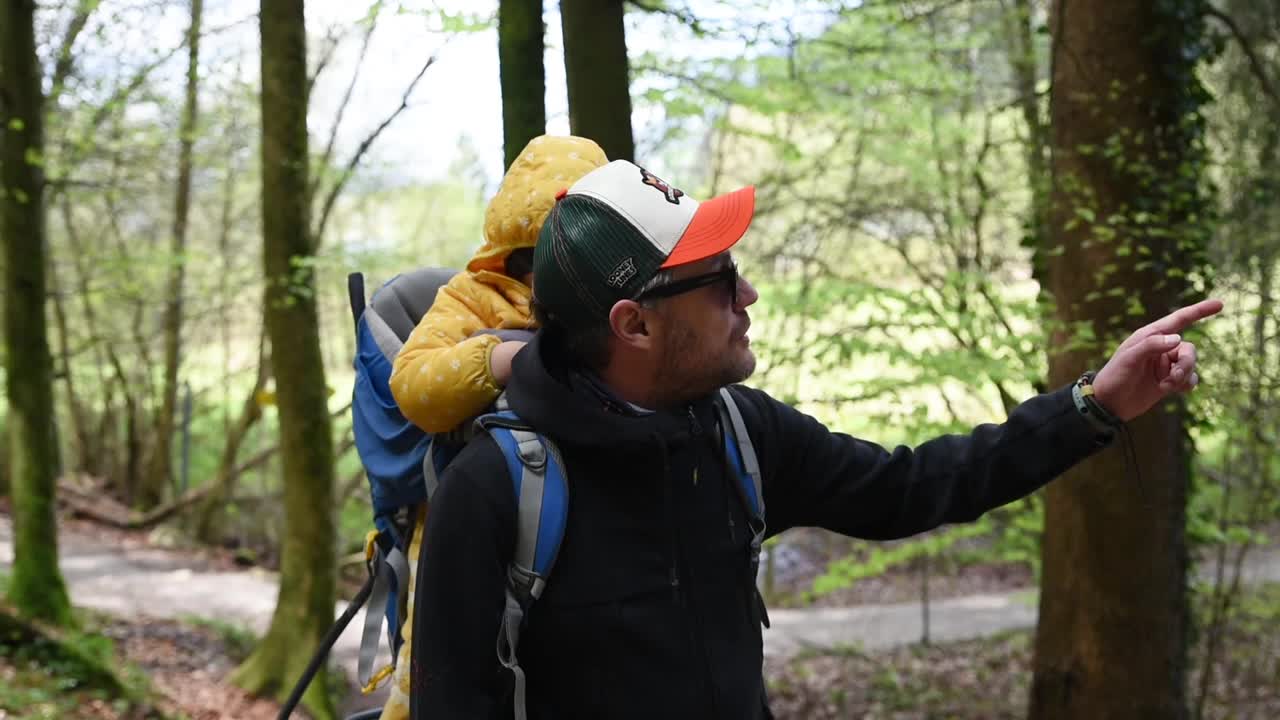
[735,275,759,309]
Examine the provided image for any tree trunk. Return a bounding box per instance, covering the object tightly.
[560,0,634,161]
[1,0,74,627]
[231,2,338,718]
[147,0,203,507]
[194,340,268,544]
[1029,1,1213,718]
[47,258,96,476]
[60,197,141,502]
[500,0,546,169]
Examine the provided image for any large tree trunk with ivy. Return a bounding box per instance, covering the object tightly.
[499,0,546,169]
[144,0,203,508]
[231,2,338,718]
[560,0,634,161]
[1029,1,1214,718]
[1,0,74,627]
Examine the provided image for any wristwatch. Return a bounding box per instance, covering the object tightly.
[1072,370,1120,443]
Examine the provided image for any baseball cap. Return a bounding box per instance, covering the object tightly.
[533,159,755,329]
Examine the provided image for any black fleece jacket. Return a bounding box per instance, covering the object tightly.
[409,334,1111,720]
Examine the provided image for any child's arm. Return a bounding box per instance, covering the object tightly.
[390,284,507,433]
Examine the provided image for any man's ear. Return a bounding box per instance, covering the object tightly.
[608,299,655,350]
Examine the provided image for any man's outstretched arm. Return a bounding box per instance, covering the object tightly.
[746,299,1222,540]
[742,381,1108,539]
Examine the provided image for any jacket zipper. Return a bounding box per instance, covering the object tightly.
[686,406,702,439]
[659,439,682,603]
[685,405,725,717]
[687,406,702,489]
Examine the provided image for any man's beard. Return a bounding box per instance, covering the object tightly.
[652,317,756,407]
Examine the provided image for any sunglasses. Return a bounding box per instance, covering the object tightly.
[635,262,739,306]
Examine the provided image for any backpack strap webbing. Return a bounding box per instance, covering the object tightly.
[718,388,763,517]
[478,399,569,720]
[716,387,770,629]
[356,530,410,691]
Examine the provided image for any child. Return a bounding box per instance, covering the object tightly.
[376,135,606,720]
[390,134,608,432]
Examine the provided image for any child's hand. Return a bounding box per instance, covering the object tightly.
[490,341,528,386]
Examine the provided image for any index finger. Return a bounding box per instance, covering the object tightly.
[1135,298,1224,339]
[1116,298,1223,352]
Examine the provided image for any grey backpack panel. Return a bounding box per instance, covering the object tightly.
[472,328,537,343]
[370,267,459,343]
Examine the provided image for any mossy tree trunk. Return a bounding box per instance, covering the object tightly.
[500,0,546,170]
[1,0,74,627]
[231,2,338,718]
[1029,1,1215,718]
[560,0,634,161]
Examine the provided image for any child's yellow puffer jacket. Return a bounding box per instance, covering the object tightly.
[389,135,607,434]
[378,136,606,720]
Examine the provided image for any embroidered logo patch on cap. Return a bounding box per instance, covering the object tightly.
[608,257,637,288]
[640,168,684,205]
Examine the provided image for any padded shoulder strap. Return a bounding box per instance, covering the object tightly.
[716,387,772,630]
[717,387,764,520]
[486,419,569,596]
[478,403,569,720]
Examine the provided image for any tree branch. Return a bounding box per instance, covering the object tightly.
[307,26,346,102]
[626,0,706,35]
[311,55,436,247]
[230,402,355,478]
[59,477,215,530]
[338,467,369,506]
[1204,6,1280,110]
[47,41,188,196]
[49,0,98,106]
[311,9,380,208]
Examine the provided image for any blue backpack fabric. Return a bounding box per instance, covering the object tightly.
[348,268,455,689]
[341,267,766,720]
[346,268,567,692]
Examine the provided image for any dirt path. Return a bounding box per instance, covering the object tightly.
[3,515,1279,716]
[0,516,391,717]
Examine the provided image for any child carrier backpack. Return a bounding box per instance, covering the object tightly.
[276,267,767,720]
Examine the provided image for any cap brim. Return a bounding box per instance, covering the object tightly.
[660,185,755,268]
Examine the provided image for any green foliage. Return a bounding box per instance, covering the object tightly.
[634,1,1060,598]
[0,607,147,715]
[20,2,1279,688]
[811,523,988,597]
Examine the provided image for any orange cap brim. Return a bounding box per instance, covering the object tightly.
[660,185,756,268]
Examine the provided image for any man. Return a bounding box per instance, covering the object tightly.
[409,160,1221,719]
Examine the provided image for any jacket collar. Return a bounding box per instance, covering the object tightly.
[505,332,710,449]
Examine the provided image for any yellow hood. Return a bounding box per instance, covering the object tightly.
[467,135,608,274]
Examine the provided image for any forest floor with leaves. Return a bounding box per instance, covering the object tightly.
[1,514,1278,719]
[5,587,1278,720]
[0,610,281,720]
[767,583,1280,719]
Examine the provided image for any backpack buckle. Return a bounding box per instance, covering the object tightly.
[512,430,547,470]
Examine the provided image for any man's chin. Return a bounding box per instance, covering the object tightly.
[728,351,757,385]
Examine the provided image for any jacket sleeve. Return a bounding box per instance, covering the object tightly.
[410,438,514,719]
[390,283,504,433]
[733,383,1112,540]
